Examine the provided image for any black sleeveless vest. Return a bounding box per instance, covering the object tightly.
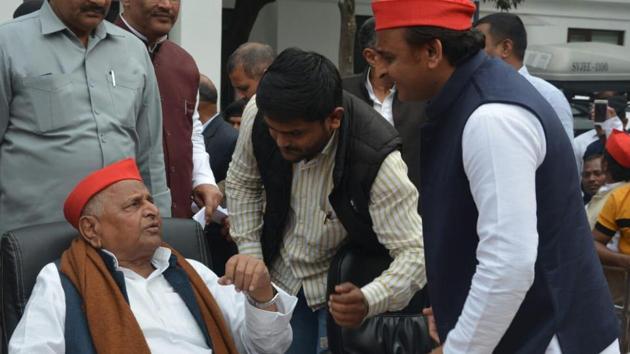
[251,92,401,266]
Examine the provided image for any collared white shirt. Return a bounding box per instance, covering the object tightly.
[9,247,297,354]
[120,15,216,189]
[365,68,396,126]
[518,66,573,141]
[443,103,618,354]
[191,95,217,187]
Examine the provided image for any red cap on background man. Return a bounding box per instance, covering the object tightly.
[372,0,476,31]
[606,129,630,169]
[64,158,143,229]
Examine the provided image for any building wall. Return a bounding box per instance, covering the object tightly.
[171,0,223,97]
[276,0,341,64]
[249,2,279,50]
[250,0,343,64]
[0,0,26,23]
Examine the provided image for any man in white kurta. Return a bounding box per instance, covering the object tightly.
[9,158,297,354]
[10,249,296,354]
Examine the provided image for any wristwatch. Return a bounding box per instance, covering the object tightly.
[247,289,279,309]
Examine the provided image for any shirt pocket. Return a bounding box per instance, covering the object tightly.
[106,70,144,127]
[316,206,346,250]
[20,74,75,133]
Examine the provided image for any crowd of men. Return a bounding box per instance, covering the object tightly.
[1,0,629,353]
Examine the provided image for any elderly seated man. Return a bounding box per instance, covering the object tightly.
[9,159,296,354]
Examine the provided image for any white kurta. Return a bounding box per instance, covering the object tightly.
[192,95,217,187]
[442,103,619,354]
[9,247,296,354]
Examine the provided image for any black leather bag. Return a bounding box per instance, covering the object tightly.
[326,243,434,354]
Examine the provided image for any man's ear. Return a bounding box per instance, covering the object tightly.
[79,215,102,249]
[121,0,131,10]
[363,48,378,67]
[328,107,344,130]
[500,39,514,60]
[425,38,444,69]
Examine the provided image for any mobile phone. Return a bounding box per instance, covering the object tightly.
[594,99,608,123]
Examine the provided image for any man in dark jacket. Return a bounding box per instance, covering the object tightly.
[343,17,426,196]
[373,0,619,353]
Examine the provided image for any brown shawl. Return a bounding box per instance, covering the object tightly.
[59,238,239,354]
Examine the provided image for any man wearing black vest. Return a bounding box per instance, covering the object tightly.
[342,17,427,196]
[116,0,223,221]
[372,0,619,353]
[226,48,425,354]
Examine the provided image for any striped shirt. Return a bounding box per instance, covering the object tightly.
[226,98,426,317]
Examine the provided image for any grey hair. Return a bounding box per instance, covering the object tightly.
[227,42,275,79]
[81,192,105,218]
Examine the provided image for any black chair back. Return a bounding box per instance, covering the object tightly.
[0,218,209,352]
[327,243,433,353]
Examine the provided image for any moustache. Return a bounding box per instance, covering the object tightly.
[79,5,107,15]
[281,147,300,154]
[151,10,173,19]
